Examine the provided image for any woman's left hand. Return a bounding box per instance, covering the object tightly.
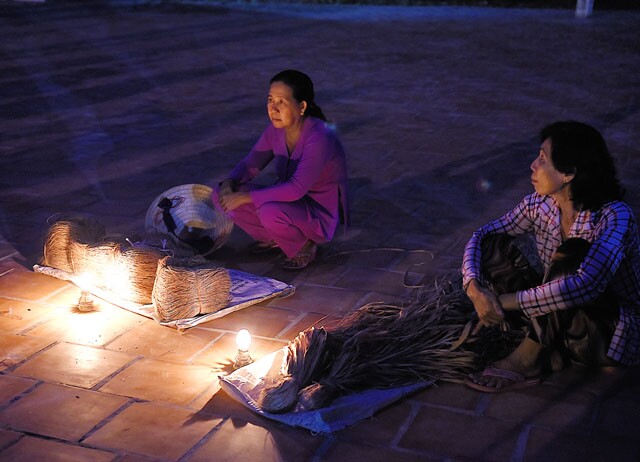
[219,191,252,212]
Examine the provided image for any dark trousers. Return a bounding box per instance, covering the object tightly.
[481,234,619,369]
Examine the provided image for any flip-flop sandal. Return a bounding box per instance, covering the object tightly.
[464,365,541,393]
[282,244,317,271]
[248,241,279,255]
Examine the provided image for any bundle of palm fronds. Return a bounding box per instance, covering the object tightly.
[258,327,328,413]
[259,276,524,413]
[116,243,165,304]
[152,256,232,322]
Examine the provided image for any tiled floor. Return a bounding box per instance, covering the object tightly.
[1,1,640,461]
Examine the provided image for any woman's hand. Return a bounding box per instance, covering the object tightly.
[465,279,505,334]
[218,179,235,197]
[219,191,252,212]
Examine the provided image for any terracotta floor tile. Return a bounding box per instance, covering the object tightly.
[334,267,413,297]
[0,375,37,406]
[106,320,221,362]
[0,270,69,301]
[191,333,286,372]
[0,334,55,371]
[99,357,216,405]
[268,284,365,314]
[0,435,116,462]
[398,406,521,460]
[0,429,21,452]
[289,261,348,287]
[484,388,595,430]
[195,305,298,338]
[185,419,321,462]
[337,400,414,444]
[0,260,29,276]
[0,297,58,334]
[323,440,433,462]
[25,298,146,347]
[277,312,333,340]
[0,382,128,442]
[412,382,481,411]
[84,402,220,460]
[12,342,136,389]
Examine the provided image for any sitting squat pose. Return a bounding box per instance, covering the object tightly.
[213,69,348,270]
[462,121,640,392]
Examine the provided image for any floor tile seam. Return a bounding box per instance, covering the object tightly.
[0,339,59,375]
[416,393,599,429]
[0,378,44,413]
[0,258,21,271]
[0,431,24,454]
[184,380,221,411]
[474,409,596,434]
[0,428,119,458]
[509,423,532,462]
[273,311,308,339]
[309,433,336,462]
[184,330,226,363]
[175,416,229,462]
[77,397,138,445]
[388,400,421,448]
[92,355,145,392]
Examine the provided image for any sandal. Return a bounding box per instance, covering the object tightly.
[248,241,279,255]
[464,365,542,393]
[282,243,317,271]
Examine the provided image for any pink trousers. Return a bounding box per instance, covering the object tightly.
[212,186,328,258]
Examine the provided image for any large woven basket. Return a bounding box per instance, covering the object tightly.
[144,184,233,257]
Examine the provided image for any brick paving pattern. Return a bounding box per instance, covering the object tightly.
[1,1,640,460]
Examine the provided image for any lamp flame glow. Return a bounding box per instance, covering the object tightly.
[234,328,253,368]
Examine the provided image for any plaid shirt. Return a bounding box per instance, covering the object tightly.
[462,193,640,365]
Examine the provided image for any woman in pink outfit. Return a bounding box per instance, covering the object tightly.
[213,70,348,270]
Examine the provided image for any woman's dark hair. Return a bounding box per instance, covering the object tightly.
[270,69,327,121]
[540,121,624,210]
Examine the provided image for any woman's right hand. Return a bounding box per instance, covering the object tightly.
[218,179,235,198]
[465,279,505,334]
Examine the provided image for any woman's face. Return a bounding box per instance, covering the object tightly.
[530,138,574,197]
[267,81,306,130]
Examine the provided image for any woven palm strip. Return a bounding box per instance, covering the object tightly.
[261,277,524,413]
[152,256,232,322]
[42,217,106,273]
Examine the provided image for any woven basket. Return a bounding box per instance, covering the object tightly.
[144,184,233,257]
[152,256,232,322]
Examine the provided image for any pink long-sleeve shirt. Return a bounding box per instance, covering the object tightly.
[228,116,348,241]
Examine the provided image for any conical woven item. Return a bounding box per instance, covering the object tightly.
[144,184,233,257]
[42,217,106,273]
[152,256,232,322]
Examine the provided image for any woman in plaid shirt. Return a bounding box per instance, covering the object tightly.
[463,121,640,392]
